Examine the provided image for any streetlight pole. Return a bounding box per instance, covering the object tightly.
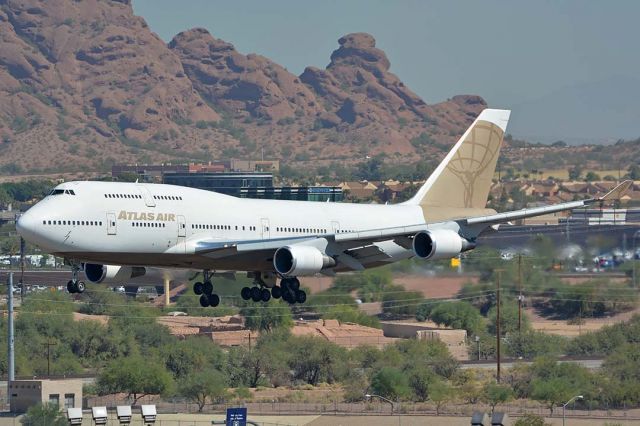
[562,395,583,426]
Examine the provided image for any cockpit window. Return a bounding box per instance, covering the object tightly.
[49,189,76,196]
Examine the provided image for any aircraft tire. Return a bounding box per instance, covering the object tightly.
[290,278,300,290]
[67,280,76,294]
[271,286,282,299]
[295,290,306,304]
[77,281,86,293]
[260,288,271,302]
[250,286,262,302]
[241,287,252,300]
[208,293,220,307]
[203,280,213,295]
[199,294,210,307]
[283,290,296,305]
[194,282,204,295]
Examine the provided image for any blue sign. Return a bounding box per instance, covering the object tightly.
[226,407,247,426]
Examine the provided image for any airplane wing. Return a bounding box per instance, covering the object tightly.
[192,180,633,262]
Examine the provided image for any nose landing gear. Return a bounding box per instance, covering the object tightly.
[67,264,85,294]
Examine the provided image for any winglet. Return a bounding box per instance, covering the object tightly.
[598,180,633,201]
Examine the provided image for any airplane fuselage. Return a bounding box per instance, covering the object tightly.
[18,181,425,272]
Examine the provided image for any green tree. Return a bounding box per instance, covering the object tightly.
[429,380,452,415]
[530,377,574,415]
[585,171,601,182]
[381,285,424,317]
[482,382,513,414]
[429,301,484,334]
[288,336,348,385]
[240,301,293,332]
[20,403,67,426]
[407,366,436,402]
[487,301,529,336]
[178,369,228,412]
[96,355,173,404]
[370,367,410,401]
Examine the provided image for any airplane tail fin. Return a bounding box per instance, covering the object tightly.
[404,108,511,221]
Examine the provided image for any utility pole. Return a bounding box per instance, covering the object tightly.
[19,236,25,303]
[517,255,523,332]
[495,269,503,383]
[8,273,15,383]
[43,341,57,377]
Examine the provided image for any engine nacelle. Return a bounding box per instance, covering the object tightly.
[412,229,474,260]
[273,245,336,277]
[84,263,146,284]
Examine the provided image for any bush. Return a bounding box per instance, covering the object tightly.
[21,403,66,426]
[429,301,484,334]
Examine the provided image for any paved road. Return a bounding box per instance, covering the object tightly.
[461,358,603,370]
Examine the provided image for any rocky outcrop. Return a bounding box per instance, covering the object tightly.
[169,28,322,121]
[0,0,221,172]
[0,1,487,173]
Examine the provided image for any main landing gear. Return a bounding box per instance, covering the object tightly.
[193,270,220,308]
[241,277,306,305]
[67,264,85,294]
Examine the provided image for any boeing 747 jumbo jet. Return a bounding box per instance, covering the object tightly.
[16,109,632,307]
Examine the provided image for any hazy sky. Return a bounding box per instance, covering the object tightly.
[132,1,640,142]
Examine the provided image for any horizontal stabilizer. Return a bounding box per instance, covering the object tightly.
[598,180,633,201]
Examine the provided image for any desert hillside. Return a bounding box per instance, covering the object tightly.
[0,0,485,174]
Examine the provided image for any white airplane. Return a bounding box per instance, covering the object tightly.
[16,109,631,307]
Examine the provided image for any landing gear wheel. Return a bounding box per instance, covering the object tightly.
[203,280,213,295]
[283,290,295,305]
[290,278,300,291]
[295,290,307,304]
[199,294,210,307]
[194,282,204,295]
[260,288,271,302]
[271,286,282,299]
[208,293,220,307]
[250,287,262,302]
[241,287,252,301]
[67,280,76,293]
[76,281,85,294]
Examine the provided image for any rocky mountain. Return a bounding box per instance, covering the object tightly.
[0,0,486,174]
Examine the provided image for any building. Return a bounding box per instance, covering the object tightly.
[9,379,83,413]
[163,171,343,202]
[112,160,280,182]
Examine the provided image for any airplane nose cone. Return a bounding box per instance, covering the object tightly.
[16,209,36,240]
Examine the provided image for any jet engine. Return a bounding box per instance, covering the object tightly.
[84,263,146,284]
[412,229,474,260]
[273,245,336,277]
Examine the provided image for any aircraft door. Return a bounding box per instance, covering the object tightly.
[331,221,340,234]
[261,218,270,239]
[107,212,117,235]
[177,215,186,237]
[135,184,156,207]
